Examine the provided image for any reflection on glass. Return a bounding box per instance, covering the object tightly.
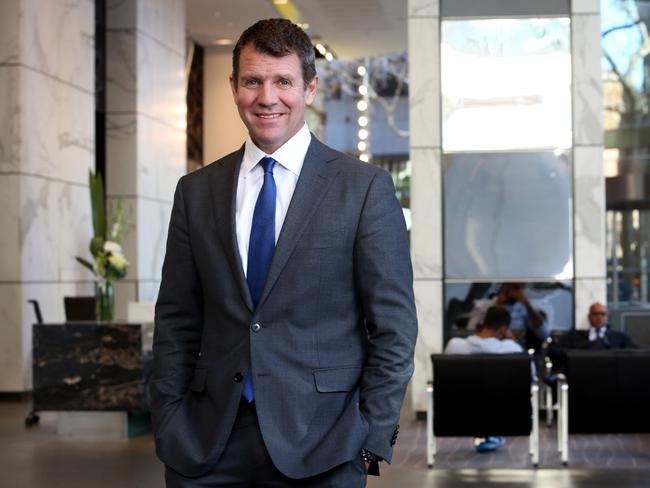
[441,18,572,151]
[444,151,572,279]
[602,1,650,306]
[607,208,650,304]
[444,281,573,345]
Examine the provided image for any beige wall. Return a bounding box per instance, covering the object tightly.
[203,47,248,163]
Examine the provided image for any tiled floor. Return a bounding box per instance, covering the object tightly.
[2,399,650,487]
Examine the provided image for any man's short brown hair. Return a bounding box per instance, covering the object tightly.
[232,18,317,87]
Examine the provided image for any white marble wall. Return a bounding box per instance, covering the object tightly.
[0,0,95,391]
[572,9,606,328]
[105,0,186,319]
[408,0,443,412]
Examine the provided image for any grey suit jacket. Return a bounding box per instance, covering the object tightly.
[151,135,417,479]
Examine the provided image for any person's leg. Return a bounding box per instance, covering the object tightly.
[164,403,259,487]
[164,401,367,488]
[255,454,367,488]
[250,414,367,488]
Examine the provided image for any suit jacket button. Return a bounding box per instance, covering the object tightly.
[251,323,261,332]
[234,372,244,382]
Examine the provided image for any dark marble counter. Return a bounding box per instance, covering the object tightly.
[33,322,145,411]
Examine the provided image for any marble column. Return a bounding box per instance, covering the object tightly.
[408,0,443,413]
[0,0,95,391]
[572,0,606,329]
[105,0,186,319]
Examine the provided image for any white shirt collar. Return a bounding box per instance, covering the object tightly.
[589,325,608,341]
[242,123,311,176]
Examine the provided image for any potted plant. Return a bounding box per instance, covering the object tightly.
[76,171,130,321]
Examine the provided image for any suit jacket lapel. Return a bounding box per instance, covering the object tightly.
[208,146,254,312]
[256,136,341,309]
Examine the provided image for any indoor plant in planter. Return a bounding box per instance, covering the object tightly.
[76,171,130,321]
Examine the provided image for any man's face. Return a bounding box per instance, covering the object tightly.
[230,45,318,154]
[588,303,608,329]
[498,283,525,305]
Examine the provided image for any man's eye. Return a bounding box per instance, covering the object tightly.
[244,79,258,87]
[278,79,291,87]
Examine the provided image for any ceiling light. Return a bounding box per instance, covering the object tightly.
[316,43,326,54]
[357,100,368,111]
[358,116,368,127]
[212,38,234,46]
[357,66,367,76]
[360,154,370,162]
[325,52,334,61]
[358,141,367,151]
[358,129,369,140]
[358,85,368,96]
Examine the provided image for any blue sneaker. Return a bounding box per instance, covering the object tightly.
[487,436,506,448]
[474,436,506,453]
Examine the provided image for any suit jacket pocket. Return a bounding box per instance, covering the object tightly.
[313,366,362,393]
[189,367,207,392]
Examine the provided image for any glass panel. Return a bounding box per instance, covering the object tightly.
[607,208,650,304]
[444,281,573,345]
[444,151,572,279]
[441,18,572,152]
[602,2,650,309]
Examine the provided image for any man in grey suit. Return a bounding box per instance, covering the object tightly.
[151,18,417,487]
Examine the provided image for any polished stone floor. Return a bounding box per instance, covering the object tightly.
[2,399,650,487]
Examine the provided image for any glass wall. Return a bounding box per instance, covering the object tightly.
[441,17,574,341]
[602,0,650,306]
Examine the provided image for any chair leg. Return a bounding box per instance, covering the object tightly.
[560,380,569,466]
[426,382,435,468]
[530,383,540,467]
[545,382,553,427]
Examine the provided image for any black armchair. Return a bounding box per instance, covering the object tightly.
[426,353,540,468]
[557,349,650,465]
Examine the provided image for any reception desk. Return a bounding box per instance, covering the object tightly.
[32,322,151,437]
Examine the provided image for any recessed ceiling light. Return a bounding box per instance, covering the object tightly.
[212,38,235,46]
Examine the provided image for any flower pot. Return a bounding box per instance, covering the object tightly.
[95,281,114,322]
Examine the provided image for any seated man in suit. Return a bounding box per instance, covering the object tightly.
[556,302,635,350]
[445,306,522,452]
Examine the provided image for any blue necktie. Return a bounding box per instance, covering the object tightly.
[242,156,277,402]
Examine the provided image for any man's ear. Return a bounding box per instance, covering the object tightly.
[229,75,238,100]
[304,75,319,105]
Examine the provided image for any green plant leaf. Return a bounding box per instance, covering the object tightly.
[89,170,106,239]
[90,236,104,257]
[75,256,95,274]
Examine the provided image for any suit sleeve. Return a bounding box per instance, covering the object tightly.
[150,178,204,434]
[353,169,418,462]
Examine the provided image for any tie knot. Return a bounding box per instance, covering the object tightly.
[259,157,276,174]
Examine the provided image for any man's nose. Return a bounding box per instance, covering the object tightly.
[257,82,278,105]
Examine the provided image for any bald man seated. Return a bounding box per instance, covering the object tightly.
[554,302,635,351]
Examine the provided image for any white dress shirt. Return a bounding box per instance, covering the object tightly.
[589,326,607,341]
[236,123,311,276]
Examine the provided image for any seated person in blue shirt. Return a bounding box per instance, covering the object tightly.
[445,306,521,452]
[467,283,550,352]
[554,302,635,350]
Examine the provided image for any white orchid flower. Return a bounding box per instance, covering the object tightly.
[103,241,123,256]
